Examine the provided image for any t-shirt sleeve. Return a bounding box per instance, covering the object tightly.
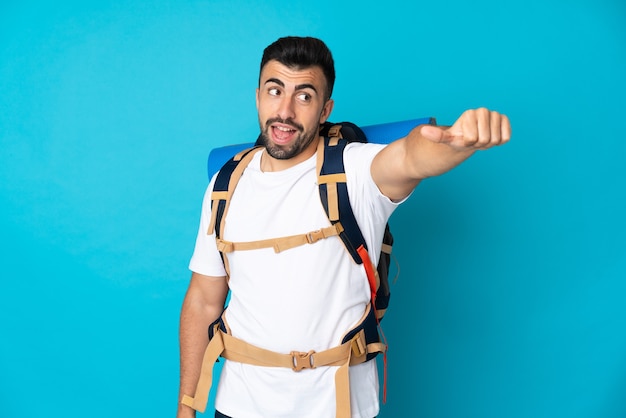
[344,142,410,218]
[343,142,411,263]
[188,175,228,277]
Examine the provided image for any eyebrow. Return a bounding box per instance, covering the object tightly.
[264,78,318,94]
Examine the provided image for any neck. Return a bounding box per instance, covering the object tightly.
[260,137,320,172]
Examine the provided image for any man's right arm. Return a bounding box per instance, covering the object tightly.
[371,108,511,202]
[177,272,229,418]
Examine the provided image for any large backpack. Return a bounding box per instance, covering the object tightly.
[210,121,393,323]
[182,118,436,417]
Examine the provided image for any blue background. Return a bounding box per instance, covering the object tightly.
[1,1,625,417]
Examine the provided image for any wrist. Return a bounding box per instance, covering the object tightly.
[177,400,197,418]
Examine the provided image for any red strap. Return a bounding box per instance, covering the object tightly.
[356,244,389,404]
[356,245,377,305]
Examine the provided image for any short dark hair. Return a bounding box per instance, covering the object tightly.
[259,36,335,100]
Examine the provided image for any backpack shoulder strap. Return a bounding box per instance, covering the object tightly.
[208,146,263,273]
[316,124,393,321]
[316,132,367,265]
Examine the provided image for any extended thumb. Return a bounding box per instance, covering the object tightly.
[420,125,449,143]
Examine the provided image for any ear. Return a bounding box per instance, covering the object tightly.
[319,99,334,124]
[255,88,260,110]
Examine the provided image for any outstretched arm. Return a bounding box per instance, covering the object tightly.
[371,108,511,201]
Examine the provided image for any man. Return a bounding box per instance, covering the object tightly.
[178,36,510,418]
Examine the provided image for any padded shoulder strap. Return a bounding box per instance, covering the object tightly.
[209,146,263,239]
[316,131,367,265]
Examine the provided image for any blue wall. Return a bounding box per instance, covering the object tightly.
[1,1,624,417]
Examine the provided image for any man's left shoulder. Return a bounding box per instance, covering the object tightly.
[343,141,387,163]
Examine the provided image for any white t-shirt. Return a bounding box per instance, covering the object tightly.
[189,142,401,418]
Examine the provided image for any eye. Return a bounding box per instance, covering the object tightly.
[297,92,311,102]
[268,87,280,96]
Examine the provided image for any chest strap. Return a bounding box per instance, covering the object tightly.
[216,223,344,254]
[181,319,385,418]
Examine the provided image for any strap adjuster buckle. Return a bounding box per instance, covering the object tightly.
[290,350,316,371]
[351,332,366,357]
[328,125,342,138]
[306,230,322,244]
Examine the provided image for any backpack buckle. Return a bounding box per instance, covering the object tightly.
[290,350,316,371]
[350,332,366,357]
[328,125,342,138]
[306,230,322,244]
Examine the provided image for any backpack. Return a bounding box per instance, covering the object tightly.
[211,121,393,323]
[183,119,434,416]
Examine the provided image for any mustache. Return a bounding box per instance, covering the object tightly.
[265,117,303,132]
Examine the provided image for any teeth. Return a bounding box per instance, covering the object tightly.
[276,126,294,132]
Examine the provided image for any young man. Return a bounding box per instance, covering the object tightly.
[178,36,510,418]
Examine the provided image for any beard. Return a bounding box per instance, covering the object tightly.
[259,117,319,160]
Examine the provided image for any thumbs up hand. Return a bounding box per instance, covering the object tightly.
[421,108,511,150]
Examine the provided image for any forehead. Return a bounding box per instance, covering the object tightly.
[260,60,327,91]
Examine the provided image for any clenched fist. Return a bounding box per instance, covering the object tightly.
[421,108,511,150]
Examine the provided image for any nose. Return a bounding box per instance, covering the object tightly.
[276,95,296,121]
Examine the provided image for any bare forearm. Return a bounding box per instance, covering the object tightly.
[177,274,228,417]
[178,299,211,415]
[372,109,510,201]
[403,126,476,180]
[371,126,475,201]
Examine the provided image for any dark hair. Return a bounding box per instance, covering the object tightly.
[259,36,335,100]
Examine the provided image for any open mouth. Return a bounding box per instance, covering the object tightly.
[271,124,299,145]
